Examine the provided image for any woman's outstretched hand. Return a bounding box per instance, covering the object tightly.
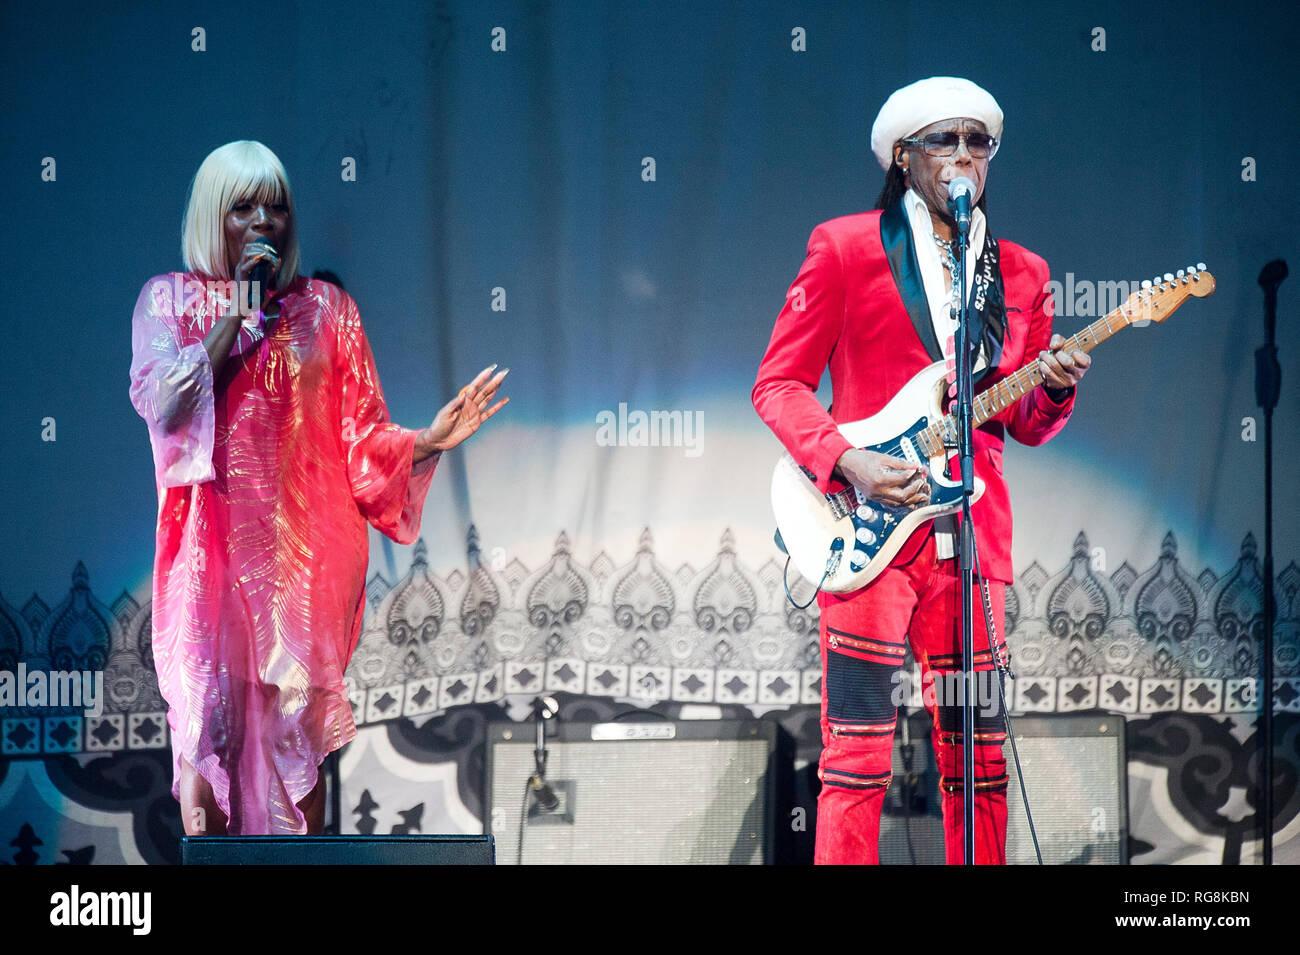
[414,365,509,461]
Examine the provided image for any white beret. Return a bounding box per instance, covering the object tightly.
[870,76,1004,170]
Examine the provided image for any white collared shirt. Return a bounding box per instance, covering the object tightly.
[901,188,988,558]
[902,187,988,374]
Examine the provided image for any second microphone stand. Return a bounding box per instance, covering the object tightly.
[1256,259,1286,865]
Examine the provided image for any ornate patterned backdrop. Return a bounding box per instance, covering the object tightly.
[2,528,1297,864]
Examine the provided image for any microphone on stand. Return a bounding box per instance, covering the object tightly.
[946,177,976,235]
[529,696,560,813]
[529,778,559,813]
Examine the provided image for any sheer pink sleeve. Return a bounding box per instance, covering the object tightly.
[128,275,216,487]
[337,295,436,543]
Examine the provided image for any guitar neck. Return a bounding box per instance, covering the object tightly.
[970,301,1137,428]
[908,266,1211,460]
[916,302,1136,460]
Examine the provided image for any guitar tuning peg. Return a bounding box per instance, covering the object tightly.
[1196,262,1206,271]
[1141,279,1152,289]
[1163,273,1175,282]
[1176,269,1185,278]
[1187,264,1198,273]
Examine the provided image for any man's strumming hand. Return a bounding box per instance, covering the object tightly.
[834,448,930,509]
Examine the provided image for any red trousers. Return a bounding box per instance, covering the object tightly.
[815,532,1009,865]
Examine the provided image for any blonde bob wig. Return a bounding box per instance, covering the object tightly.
[181,141,300,284]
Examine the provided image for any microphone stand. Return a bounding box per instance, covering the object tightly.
[529,697,559,814]
[517,696,559,865]
[952,202,977,865]
[1256,259,1286,866]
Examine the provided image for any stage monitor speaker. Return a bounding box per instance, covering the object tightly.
[485,719,777,864]
[182,834,494,865]
[879,712,1127,864]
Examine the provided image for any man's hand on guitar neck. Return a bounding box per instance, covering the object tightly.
[834,448,931,509]
[1038,333,1092,401]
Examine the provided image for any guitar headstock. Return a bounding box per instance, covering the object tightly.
[1121,263,1216,324]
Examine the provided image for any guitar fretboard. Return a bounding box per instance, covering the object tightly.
[916,288,1165,458]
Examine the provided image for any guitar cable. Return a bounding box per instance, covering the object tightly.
[778,531,840,610]
[516,777,531,866]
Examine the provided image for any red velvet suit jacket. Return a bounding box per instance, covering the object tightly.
[752,209,1075,585]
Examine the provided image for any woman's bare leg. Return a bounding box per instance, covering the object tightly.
[180,756,228,835]
[180,754,324,834]
[296,775,326,834]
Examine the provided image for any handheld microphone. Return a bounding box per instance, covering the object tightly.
[247,237,278,310]
[946,178,976,234]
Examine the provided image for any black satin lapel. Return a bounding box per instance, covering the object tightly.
[880,200,944,362]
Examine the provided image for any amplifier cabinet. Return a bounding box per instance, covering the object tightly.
[485,719,777,865]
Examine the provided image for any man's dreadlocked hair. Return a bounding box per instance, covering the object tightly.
[874,162,909,211]
[874,151,990,213]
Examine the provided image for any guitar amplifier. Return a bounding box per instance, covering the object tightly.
[485,719,777,864]
[182,834,494,865]
[879,712,1128,865]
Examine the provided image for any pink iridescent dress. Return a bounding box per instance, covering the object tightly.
[129,273,436,834]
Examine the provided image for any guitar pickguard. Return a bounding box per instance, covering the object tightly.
[836,416,964,573]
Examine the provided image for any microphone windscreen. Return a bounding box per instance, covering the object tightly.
[947,177,976,201]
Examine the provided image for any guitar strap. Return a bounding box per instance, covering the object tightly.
[879,198,1006,383]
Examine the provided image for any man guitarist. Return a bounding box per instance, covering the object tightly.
[753,77,1091,864]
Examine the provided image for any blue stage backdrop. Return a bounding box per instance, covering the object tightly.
[0,0,1297,864]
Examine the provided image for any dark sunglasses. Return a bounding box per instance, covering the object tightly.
[900,131,999,159]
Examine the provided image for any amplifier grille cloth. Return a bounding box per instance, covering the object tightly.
[881,732,1124,865]
[490,738,769,865]
[1006,735,1123,865]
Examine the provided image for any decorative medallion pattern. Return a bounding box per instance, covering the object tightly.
[0,530,1295,757]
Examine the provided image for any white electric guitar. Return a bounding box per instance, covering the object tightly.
[772,265,1216,594]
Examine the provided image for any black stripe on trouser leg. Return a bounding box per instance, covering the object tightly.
[820,767,892,790]
[939,773,1009,794]
[933,669,1008,794]
[933,669,1006,737]
[929,644,1009,671]
[825,651,901,724]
